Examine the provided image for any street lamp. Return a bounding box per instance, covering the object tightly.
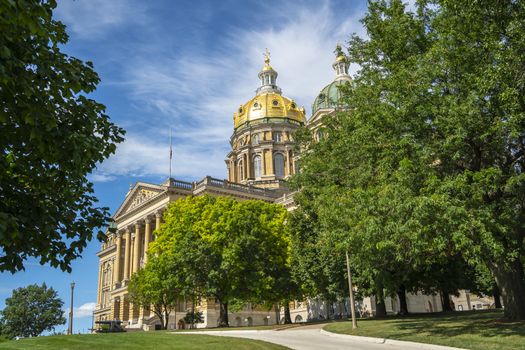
[68,282,75,335]
[345,251,357,329]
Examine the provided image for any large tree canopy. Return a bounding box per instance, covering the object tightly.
[0,283,65,338]
[291,0,525,320]
[150,195,290,327]
[0,0,125,272]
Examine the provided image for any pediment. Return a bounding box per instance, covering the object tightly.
[113,182,166,220]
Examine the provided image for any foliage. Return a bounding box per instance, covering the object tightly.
[150,195,290,327]
[128,255,180,330]
[291,0,525,319]
[0,283,65,338]
[0,0,125,272]
[183,311,204,325]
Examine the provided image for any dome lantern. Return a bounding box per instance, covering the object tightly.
[332,44,350,80]
[256,49,282,95]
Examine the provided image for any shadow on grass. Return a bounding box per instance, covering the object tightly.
[363,310,525,339]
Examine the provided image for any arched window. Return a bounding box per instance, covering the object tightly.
[274,153,285,177]
[252,133,259,145]
[316,129,324,141]
[253,155,262,179]
[239,160,244,180]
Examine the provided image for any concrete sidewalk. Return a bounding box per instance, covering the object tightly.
[173,324,466,350]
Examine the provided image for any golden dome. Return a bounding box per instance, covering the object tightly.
[233,92,306,130]
[232,50,305,130]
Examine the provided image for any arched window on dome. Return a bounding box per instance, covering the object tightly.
[252,133,259,145]
[253,155,262,179]
[316,129,324,141]
[239,160,244,180]
[274,153,285,177]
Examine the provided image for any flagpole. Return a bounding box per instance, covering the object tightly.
[169,128,173,181]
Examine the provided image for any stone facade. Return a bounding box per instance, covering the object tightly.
[93,177,287,329]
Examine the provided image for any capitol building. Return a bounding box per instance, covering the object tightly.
[93,46,444,330]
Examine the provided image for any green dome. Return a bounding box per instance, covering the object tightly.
[312,78,350,115]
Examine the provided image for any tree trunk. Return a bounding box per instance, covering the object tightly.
[375,285,387,318]
[441,290,453,312]
[284,301,292,324]
[397,284,409,315]
[190,294,197,329]
[493,285,502,309]
[489,259,525,320]
[274,302,281,325]
[153,305,165,330]
[162,307,169,330]
[218,301,229,327]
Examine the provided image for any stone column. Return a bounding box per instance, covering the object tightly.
[144,217,151,264]
[113,233,122,287]
[155,211,162,231]
[284,147,289,176]
[132,222,142,274]
[262,149,267,175]
[123,228,131,281]
[97,263,103,305]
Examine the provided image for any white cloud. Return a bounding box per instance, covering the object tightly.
[92,1,367,182]
[94,134,228,182]
[55,0,147,40]
[65,302,97,319]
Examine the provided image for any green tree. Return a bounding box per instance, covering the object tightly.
[0,0,125,272]
[0,284,65,337]
[288,206,348,318]
[292,0,525,319]
[128,255,181,330]
[150,195,290,327]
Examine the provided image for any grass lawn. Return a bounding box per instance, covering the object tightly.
[0,331,289,350]
[323,310,525,350]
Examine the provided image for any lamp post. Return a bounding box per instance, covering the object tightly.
[345,251,357,329]
[68,282,75,335]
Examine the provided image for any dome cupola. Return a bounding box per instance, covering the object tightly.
[256,49,282,95]
[333,43,350,80]
[311,44,352,116]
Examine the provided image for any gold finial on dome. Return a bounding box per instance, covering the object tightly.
[264,48,271,65]
[262,48,274,71]
[334,43,346,61]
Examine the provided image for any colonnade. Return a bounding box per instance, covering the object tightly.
[95,210,164,323]
[112,211,162,288]
[229,148,295,183]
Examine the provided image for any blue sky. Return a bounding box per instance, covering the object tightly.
[0,0,410,334]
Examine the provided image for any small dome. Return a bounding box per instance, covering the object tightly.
[312,79,350,114]
[234,92,306,130]
[312,44,352,115]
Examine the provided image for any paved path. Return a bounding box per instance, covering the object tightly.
[174,323,462,350]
